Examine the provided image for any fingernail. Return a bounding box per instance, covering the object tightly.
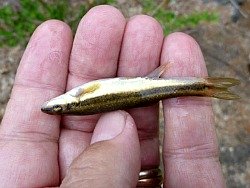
[91,111,127,144]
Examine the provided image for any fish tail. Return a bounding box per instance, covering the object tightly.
[204,77,240,100]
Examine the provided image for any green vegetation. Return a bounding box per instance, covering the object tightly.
[0,0,115,47]
[141,0,219,35]
[0,0,218,47]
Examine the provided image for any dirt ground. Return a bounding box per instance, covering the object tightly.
[0,0,249,187]
[172,1,250,187]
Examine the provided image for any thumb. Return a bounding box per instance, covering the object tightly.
[61,111,141,188]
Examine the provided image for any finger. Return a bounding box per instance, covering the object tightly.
[161,33,225,187]
[117,15,164,168]
[0,20,72,186]
[61,111,140,188]
[59,5,126,179]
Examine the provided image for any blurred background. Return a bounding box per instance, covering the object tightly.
[0,0,249,187]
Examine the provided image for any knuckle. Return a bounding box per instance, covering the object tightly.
[163,142,219,160]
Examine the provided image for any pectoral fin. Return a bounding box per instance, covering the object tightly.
[68,83,100,97]
[146,64,170,78]
[84,83,100,95]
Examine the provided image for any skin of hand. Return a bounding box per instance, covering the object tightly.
[0,5,226,188]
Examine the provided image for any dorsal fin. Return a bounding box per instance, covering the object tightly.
[146,64,169,78]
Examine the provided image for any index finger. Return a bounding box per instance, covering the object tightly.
[161,33,225,187]
[0,20,72,186]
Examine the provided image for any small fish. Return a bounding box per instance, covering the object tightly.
[41,65,240,115]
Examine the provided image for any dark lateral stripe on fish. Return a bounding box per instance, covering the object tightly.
[63,83,208,115]
[41,75,240,115]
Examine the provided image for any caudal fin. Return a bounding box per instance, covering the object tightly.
[204,77,240,100]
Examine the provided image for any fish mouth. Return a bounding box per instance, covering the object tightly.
[41,102,56,115]
[41,100,65,115]
[41,105,54,115]
[41,106,63,115]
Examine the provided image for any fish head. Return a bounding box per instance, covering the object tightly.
[41,93,79,115]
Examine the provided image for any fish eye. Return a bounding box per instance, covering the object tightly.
[71,102,80,106]
[53,105,63,112]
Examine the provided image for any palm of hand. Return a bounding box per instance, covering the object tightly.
[0,5,225,188]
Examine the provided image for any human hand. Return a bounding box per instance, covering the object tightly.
[0,5,225,187]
